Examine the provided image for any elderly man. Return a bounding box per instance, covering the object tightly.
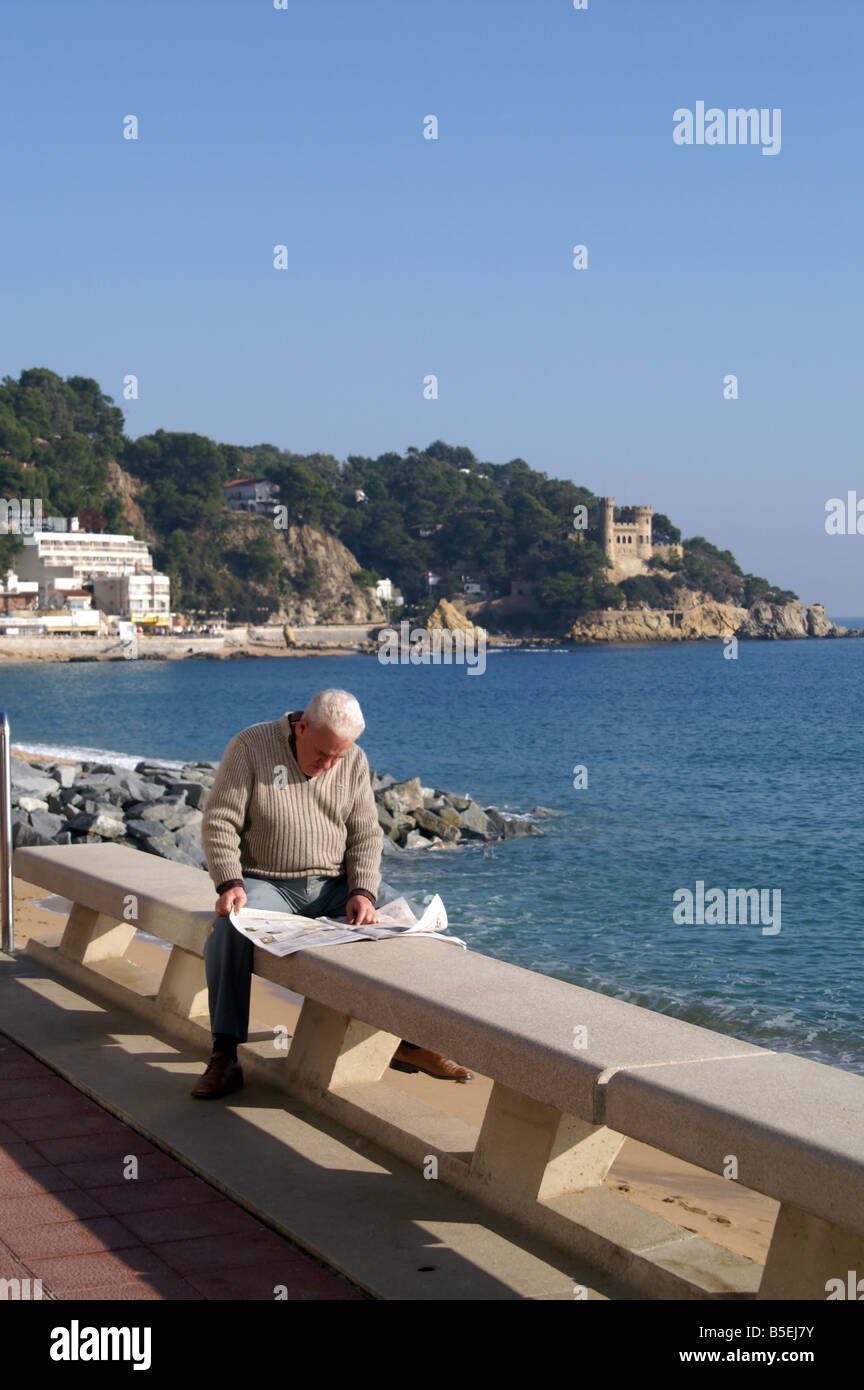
[194,688,473,1097]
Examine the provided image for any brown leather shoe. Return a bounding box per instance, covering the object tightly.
[389,1044,473,1082]
[190,1052,243,1099]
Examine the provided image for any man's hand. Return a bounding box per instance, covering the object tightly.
[346,894,379,926]
[215,885,247,917]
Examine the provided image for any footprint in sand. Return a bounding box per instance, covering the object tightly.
[660,1195,731,1225]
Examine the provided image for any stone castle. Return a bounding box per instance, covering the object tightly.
[599,496,683,581]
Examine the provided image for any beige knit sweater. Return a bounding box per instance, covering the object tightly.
[201,714,382,897]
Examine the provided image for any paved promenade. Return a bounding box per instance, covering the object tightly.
[0,1033,365,1301]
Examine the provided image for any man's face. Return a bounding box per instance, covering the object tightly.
[294,718,355,777]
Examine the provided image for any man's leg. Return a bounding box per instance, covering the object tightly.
[193,876,304,1098]
[203,877,290,1043]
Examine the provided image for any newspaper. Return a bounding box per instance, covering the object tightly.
[229,892,465,958]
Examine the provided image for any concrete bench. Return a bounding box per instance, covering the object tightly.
[12,841,864,1301]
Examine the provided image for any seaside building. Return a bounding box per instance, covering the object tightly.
[12,523,172,625]
[599,496,683,580]
[375,577,404,603]
[15,528,155,590]
[91,572,172,628]
[223,479,281,516]
[0,571,39,613]
[0,602,103,635]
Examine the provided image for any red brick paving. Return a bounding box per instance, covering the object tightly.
[0,1034,365,1301]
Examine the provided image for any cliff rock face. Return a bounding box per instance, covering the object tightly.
[268,520,387,626]
[104,459,152,539]
[737,600,849,639]
[737,600,810,640]
[426,597,486,638]
[568,593,746,644]
[568,592,851,644]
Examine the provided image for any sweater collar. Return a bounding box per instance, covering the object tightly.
[280,710,309,780]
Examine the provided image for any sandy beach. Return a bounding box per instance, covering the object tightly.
[0,639,367,662]
[10,871,778,1268]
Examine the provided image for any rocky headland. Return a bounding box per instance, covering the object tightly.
[566,597,861,644]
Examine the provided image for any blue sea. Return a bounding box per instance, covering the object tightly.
[2,635,863,1074]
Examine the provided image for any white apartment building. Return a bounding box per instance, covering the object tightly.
[15,530,155,590]
[13,526,171,623]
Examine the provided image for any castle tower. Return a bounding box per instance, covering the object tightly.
[630,505,653,556]
[600,496,615,560]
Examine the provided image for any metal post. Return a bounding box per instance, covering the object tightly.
[1,711,14,952]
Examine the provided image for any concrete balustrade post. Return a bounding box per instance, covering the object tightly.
[156,945,209,1021]
[758,1202,864,1300]
[471,1081,625,1209]
[287,998,401,1092]
[59,902,137,965]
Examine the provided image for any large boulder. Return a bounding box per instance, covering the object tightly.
[412,809,459,843]
[47,763,82,788]
[72,775,122,798]
[381,777,424,814]
[29,810,67,841]
[10,759,58,799]
[435,790,472,812]
[402,829,433,850]
[161,805,202,832]
[458,802,497,840]
[163,780,208,809]
[126,794,187,824]
[125,817,167,840]
[67,810,127,839]
[426,598,486,640]
[371,771,396,793]
[174,823,207,867]
[11,814,41,848]
[141,831,185,860]
[386,810,415,842]
[376,803,395,831]
[484,807,542,838]
[114,774,165,806]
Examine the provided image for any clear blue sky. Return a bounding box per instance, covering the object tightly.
[2,0,861,612]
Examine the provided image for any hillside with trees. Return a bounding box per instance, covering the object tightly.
[0,368,797,631]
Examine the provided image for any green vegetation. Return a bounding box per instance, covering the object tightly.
[0,367,797,627]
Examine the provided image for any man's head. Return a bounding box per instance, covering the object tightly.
[293,689,365,777]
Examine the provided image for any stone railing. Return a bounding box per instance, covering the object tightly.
[12,842,864,1301]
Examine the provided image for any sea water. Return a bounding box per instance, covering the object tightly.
[3,635,862,1073]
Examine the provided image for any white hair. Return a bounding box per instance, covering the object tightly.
[302,689,365,740]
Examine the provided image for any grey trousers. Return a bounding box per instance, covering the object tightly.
[204,873,352,1041]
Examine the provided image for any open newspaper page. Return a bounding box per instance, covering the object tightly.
[229,893,465,958]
